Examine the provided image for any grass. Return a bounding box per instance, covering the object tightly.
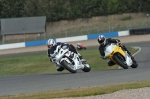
[0,54,57,76]
[1,80,150,99]
[121,15,132,21]
[0,47,138,76]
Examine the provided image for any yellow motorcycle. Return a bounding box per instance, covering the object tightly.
[104,43,138,69]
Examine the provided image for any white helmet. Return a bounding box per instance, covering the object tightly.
[46,39,56,48]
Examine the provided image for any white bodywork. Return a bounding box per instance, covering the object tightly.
[51,45,90,71]
[104,44,133,67]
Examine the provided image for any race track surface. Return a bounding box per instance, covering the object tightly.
[0,41,150,96]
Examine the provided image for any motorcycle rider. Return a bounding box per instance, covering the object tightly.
[77,43,86,50]
[98,35,134,66]
[46,39,83,71]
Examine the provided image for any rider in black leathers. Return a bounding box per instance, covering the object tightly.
[98,35,134,66]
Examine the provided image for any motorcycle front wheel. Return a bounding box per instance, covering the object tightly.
[113,53,128,69]
[61,60,77,73]
[82,59,91,72]
[131,59,138,68]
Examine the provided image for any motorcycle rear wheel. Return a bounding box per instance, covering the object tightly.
[61,60,77,73]
[113,53,128,69]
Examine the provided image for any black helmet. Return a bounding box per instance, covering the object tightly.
[98,35,106,45]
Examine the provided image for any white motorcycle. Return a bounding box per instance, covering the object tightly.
[51,45,91,73]
[104,43,138,69]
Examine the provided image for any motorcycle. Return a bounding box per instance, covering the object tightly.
[77,44,86,50]
[51,45,91,73]
[103,43,138,69]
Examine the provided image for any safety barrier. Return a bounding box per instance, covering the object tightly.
[129,28,150,35]
[0,30,129,50]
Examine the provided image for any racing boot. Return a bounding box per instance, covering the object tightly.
[108,61,115,66]
[56,64,64,71]
[57,67,64,71]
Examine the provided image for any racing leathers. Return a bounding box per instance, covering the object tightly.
[98,38,133,66]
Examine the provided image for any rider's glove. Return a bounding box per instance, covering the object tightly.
[117,42,121,46]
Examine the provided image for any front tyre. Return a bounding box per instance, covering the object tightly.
[131,59,138,68]
[82,59,91,72]
[82,66,91,72]
[61,60,77,73]
[113,53,128,69]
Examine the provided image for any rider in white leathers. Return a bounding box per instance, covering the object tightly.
[46,39,82,71]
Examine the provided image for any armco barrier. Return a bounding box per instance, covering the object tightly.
[129,28,150,35]
[56,35,87,42]
[25,40,52,47]
[0,42,25,50]
[87,32,118,40]
[0,30,129,50]
[118,30,129,36]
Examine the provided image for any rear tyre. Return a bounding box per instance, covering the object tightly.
[61,60,77,73]
[113,53,128,69]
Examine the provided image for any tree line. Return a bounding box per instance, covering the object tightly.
[0,0,150,22]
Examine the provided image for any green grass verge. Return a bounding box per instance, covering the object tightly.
[0,47,138,76]
[1,80,150,99]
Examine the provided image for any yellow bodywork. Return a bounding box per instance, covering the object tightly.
[106,45,125,63]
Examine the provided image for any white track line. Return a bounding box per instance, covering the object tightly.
[132,47,141,56]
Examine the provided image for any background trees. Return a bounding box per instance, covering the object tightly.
[0,0,149,22]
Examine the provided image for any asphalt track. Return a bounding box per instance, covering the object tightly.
[0,42,150,96]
